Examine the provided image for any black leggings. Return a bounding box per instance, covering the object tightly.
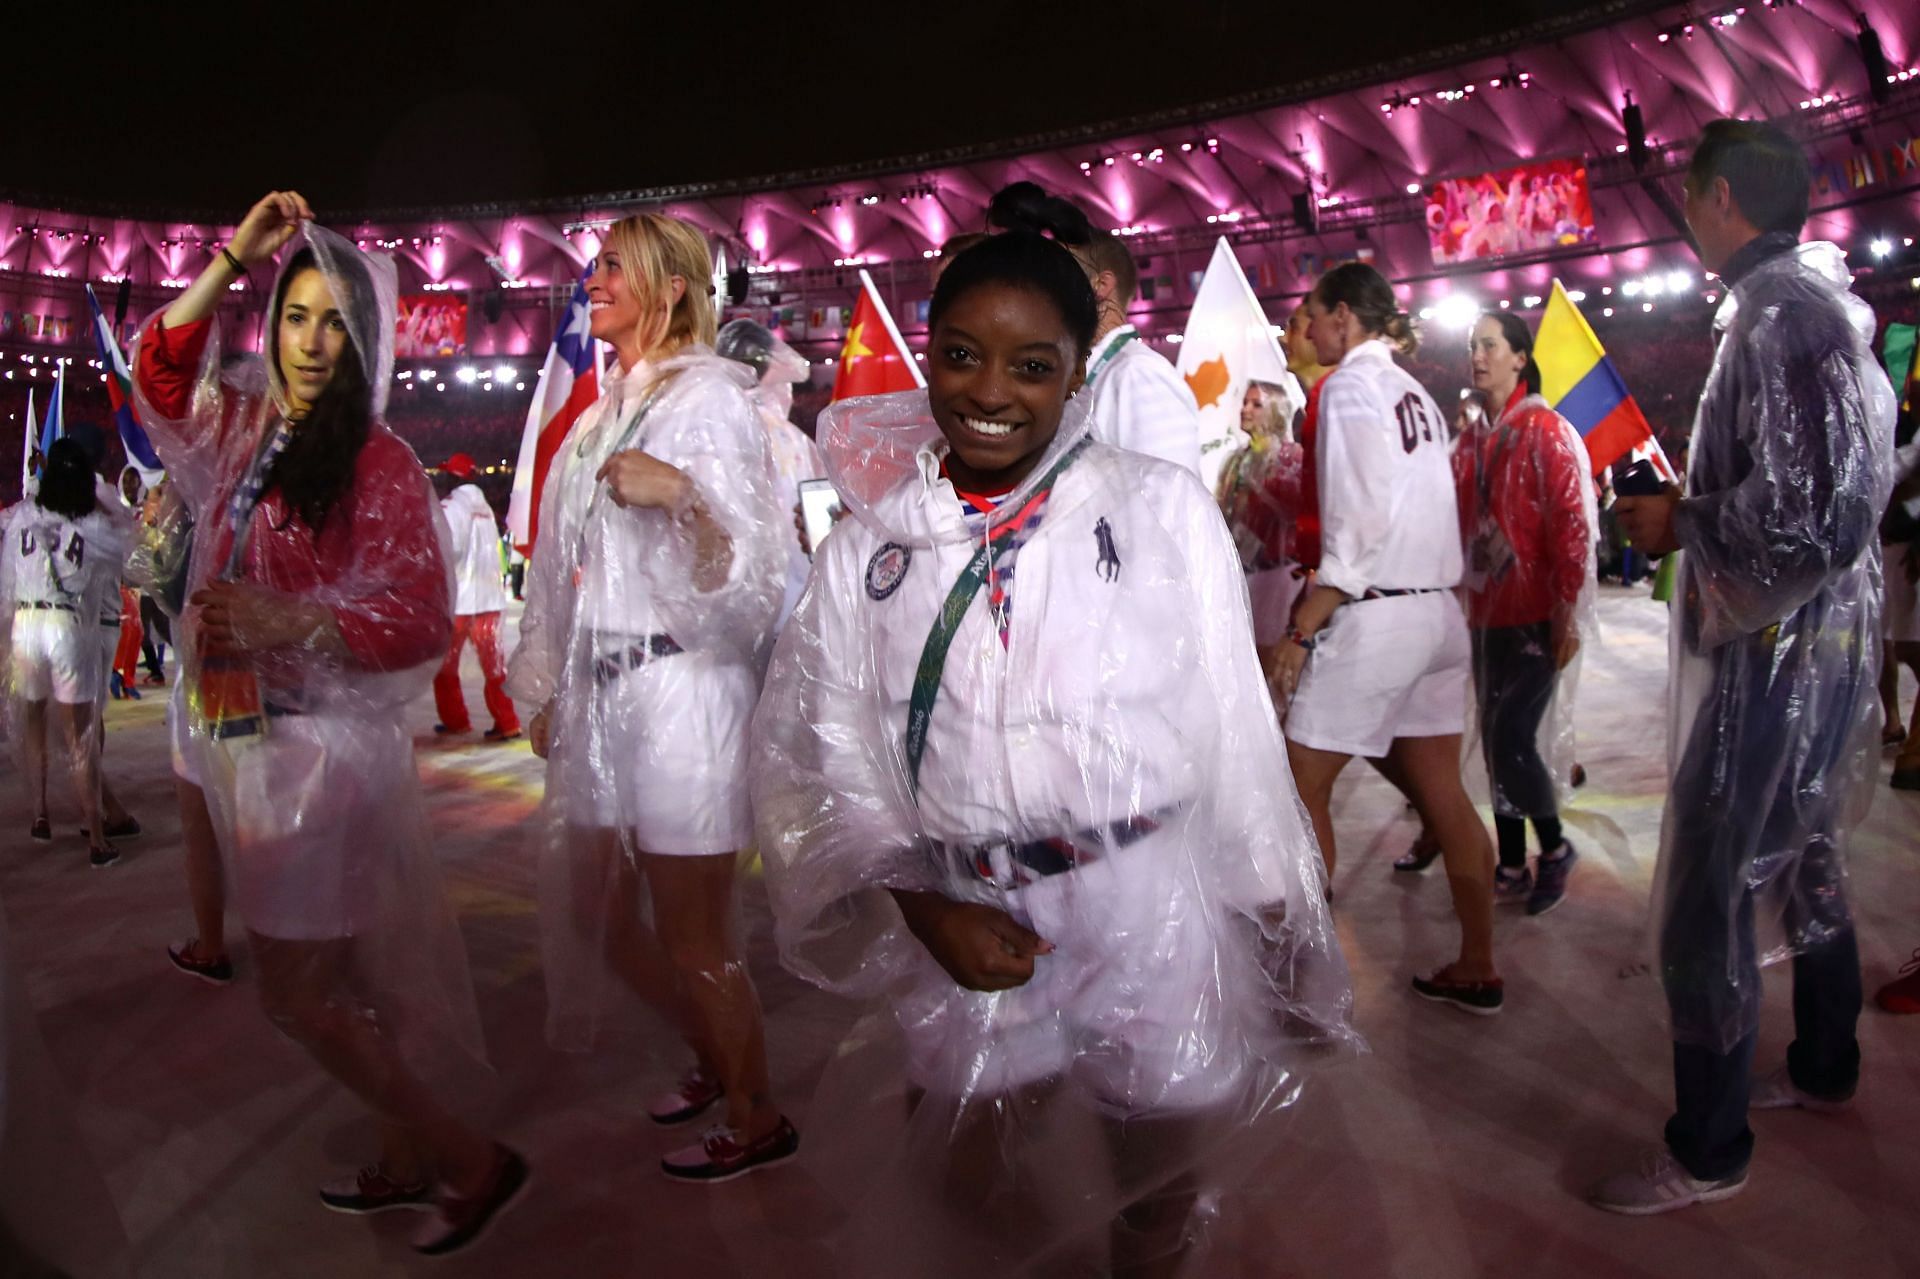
[1473,622,1559,835]
[139,595,172,678]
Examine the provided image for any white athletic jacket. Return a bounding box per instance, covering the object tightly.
[441,483,507,616]
[1084,325,1203,479]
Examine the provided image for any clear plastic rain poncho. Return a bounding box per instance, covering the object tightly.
[128,223,484,1079]
[504,346,785,1050]
[716,318,825,630]
[751,389,1355,1274]
[1653,237,1895,1053]
[1452,389,1598,819]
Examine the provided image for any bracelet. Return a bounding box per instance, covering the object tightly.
[1286,624,1317,651]
[219,246,248,279]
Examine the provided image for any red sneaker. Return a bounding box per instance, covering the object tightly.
[1876,950,1920,1015]
[320,1164,432,1215]
[409,1146,530,1256]
[647,1068,723,1126]
[661,1117,800,1184]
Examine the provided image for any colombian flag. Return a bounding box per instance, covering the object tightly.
[1535,280,1664,478]
[831,270,924,402]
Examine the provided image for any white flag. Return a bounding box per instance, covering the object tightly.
[20,387,36,493]
[1176,237,1302,492]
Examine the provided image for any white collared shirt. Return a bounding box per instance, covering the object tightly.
[1314,339,1462,597]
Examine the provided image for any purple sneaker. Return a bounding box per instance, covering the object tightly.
[1494,865,1533,905]
[1527,842,1578,916]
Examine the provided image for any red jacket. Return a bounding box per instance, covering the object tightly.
[1452,386,1591,628]
[136,317,451,685]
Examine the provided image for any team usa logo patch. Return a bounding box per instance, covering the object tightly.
[865,542,913,600]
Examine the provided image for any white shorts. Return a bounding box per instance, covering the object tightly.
[897,823,1249,1112]
[1888,544,1919,644]
[8,610,93,704]
[167,676,202,786]
[209,712,408,940]
[1285,590,1470,758]
[554,647,755,854]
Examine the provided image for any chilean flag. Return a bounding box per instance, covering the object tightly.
[830,270,924,402]
[507,265,600,554]
[87,285,163,483]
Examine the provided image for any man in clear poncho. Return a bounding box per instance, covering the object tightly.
[751,231,1352,1275]
[1595,121,1895,1214]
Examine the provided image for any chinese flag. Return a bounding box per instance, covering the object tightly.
[831,270,926,401]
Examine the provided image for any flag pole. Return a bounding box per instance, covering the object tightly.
[859,269,926,390]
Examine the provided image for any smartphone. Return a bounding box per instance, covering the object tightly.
[1612,458,1667,499]
[798,478,844,557]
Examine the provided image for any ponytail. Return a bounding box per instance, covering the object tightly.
[1313,262,1419,356]
[1481,310,1543,395]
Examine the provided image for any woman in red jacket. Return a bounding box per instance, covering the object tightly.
[1454,312,1596,916]
[134,192,523,1256]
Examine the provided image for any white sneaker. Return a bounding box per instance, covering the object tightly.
[1587,1147,1747,1215]
[1749,1064,1853,1114]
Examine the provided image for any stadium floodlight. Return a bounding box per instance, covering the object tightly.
[1433,294,1480,329]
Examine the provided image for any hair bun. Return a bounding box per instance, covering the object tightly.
[986,181,1094,247]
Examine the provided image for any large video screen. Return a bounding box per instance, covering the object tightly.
[396,294,468,358]
[1425,158,1597,265]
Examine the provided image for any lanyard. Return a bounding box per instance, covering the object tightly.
[903,439,1087,794]
[1475,421,1519,513]
[1084,329,1136,389]
[221,415,295,581]
[574,375,674,570]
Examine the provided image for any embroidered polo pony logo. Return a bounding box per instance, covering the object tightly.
[1093,517,1121,582]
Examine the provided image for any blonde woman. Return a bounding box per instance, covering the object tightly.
[506,213,795,1181]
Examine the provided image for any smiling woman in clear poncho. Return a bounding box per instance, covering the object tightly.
[131,192,523,1256]
[750,230,1354,1276]
[504,212,796,1182]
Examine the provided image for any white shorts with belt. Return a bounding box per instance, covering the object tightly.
[555,641,756,855]
[895,821,1250,1112]
[8,609,92,704]
[1285,589,1470,758]
[212,712,408,941]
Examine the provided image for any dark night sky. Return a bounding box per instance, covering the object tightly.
[11,0,1644,217]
